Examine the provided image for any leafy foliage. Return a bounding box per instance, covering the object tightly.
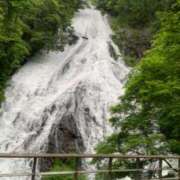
[94,0,180,179]
[97,0,174,27]
[0,0,81,104]
[42,159,87,180]
[96,0,175,66]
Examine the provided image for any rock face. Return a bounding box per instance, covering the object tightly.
[0,8,128,179]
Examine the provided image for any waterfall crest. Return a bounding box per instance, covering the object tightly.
[0,8,129,179]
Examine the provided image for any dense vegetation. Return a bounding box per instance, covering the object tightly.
[94,0,180,179]
[95,0,176,66]
[42,159,86,180]
[0,0,81,104]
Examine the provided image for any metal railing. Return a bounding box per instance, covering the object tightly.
[0,153,179,180]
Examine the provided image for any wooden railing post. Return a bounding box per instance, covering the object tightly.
[108,157,113,180]
[74,157,80,180]
[178,158,180,180]
[158,158,162,180]
[32,157,37,180]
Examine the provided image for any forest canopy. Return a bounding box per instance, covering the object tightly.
[94,0,180,178]
[95,0,176,66]
[0,0,81,103]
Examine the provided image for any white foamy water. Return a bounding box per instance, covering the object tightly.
[0,8,129,179]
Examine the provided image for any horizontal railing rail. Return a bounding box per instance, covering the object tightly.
[0,154,179,180]
[0,153,179,159]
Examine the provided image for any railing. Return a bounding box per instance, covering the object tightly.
[0,153,179,180]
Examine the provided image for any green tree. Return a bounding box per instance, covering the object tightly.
[94,0,180,179]
[0,0,82,105]
[96,0,176,66]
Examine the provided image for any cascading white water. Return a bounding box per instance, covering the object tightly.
[0,7,129,179]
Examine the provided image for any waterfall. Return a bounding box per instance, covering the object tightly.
[0,7,129,179]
